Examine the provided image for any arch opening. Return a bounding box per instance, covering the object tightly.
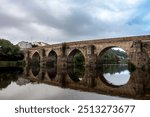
[97,47,130,87]
[46,50,57,80]
[67,49,85,82]
[47,67,57,80]
[31,65,40,77]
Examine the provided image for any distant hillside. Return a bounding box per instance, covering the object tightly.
[100,49,128,64]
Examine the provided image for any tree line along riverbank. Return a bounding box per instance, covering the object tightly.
[0,39,25,67]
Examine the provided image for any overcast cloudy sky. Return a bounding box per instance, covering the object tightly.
[0,0,150,44]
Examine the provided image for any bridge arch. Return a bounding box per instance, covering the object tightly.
[67,49,85,82]
[97,46,130,88]
[97,46,129,65]
[98,46,129,56]
[67,48,86,59]
[67,49,85,66]
[47,50,57,57]
[31,65,40,77]
[47,67,57,80]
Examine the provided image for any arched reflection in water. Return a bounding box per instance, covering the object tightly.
[46,50,57,80]
[67,49,85,82]
[46,50,57,67]
[31,65,40,77]
[68,67,85,82]
[47,66,57,80]
[101,65,130,86]
[30,52,40,77]
[1,65,150,99]
[97,47,130,87]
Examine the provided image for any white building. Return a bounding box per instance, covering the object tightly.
[17,41,32,50]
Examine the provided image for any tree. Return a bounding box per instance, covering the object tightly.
[100,49,128,64]
[73,52,85,66]
[0,39,24,60]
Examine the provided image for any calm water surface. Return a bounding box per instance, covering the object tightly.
[0,65,150,100]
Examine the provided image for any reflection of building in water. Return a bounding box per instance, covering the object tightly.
[24,65,150,99]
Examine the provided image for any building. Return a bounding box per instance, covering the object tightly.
[17,41,32,50]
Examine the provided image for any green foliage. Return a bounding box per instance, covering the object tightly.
[0,39,24,61]
[100,49,128,64]
[71,48,128,66]
[0,39,19,55]
[73,52,85,66]
[68,52,85,81]
[101,65,129,74]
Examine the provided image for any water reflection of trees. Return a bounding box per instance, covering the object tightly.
[100,64,129,74]
[67,66,85,82]
[0,67,23,90]
[98,48,128,64]
[67,50,85,82]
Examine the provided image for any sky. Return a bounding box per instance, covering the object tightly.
[0,0,150,44]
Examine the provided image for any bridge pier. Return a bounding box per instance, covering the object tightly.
[57,65,67,88]
[129,40,149,69]
[57,43,68,69]
[23,50,31,66]
[57,55,67,68]
[39,48,46,67]
[57,43,67,88]
[130,69,149,96]
[84,66,97,88]
[85,45,97,67]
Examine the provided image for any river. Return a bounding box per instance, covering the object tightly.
[0,64,149,100]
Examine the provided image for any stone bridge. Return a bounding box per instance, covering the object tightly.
[24,35,150,68]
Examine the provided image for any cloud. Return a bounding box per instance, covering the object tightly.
[0,0,149,44]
